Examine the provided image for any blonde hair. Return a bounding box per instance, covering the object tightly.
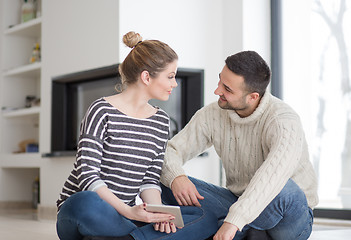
[118,31,178,91]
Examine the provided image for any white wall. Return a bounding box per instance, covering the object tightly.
[242,0,271,65]
[41,0,119,153]
[119,0,223,105]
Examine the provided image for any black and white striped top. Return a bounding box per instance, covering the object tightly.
[57,98,170,210]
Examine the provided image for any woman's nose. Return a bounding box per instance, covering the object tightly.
[172,79,178,88]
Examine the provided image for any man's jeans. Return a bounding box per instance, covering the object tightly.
[161,177,313,240]
[56,191,217,240]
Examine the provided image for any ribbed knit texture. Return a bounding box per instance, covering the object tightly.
[160,93,318,230]
[57,98,170,211]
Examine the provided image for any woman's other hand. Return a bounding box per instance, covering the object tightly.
[153,221,178,233]
[127,203,175,224]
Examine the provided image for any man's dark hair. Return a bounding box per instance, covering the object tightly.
[225,51,271,97]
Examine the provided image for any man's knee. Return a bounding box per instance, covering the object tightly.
[275,179,306,204]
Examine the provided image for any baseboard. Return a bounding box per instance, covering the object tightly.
[314,217,351,228]
[38,204,57,221]
[0,201,32,209]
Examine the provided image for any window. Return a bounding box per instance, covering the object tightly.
[272,0,351,218]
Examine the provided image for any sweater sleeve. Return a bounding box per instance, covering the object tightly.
[140,144,167,193]
[76,133,107,191]
[76,101,108,192]
[160,105,214,187]
[224,116,306,231]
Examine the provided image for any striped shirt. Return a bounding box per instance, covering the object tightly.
[57,98,170,210]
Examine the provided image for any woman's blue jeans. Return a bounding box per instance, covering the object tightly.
[161,177,314,240]
[56,191,218,240]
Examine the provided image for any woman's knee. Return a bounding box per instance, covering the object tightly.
[58,191,135,237]
[57,192,100,240]
[59,191,111,224]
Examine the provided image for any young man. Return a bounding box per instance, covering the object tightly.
[160,51,318,240]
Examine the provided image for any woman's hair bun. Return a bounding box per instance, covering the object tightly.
[123,31,143,48]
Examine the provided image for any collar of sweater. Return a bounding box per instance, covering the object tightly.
[227,92,272,124]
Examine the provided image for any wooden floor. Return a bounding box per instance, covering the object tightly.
[0,209,57,240]
[0,208,350,239]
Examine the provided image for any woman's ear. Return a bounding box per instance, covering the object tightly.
[140,70,151,86]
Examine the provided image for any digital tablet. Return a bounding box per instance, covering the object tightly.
[145,204,184,228]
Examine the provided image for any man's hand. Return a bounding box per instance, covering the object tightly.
[171,175,204,207]
[213,222,238,240]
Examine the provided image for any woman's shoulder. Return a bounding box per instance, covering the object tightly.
[82,98,118,124]
[90,97,112,108]
[154,107,169,118]
[150,107,170,127]
[87,98,116,114]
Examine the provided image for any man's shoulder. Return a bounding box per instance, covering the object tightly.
[265,94,297,114]
[263,94,301,124]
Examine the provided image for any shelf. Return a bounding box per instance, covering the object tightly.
[4,17,42,38]
[0,153,42,168]
[3,62,41,78]
[2,106,40,118]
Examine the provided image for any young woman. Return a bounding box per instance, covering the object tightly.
[56,32,217,240]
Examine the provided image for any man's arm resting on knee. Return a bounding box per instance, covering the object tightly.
[171,175,204,207]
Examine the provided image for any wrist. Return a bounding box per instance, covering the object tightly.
[118,203,132,218]
[171,175,188,188]
[174,175,187,180]
[223,221,239,231]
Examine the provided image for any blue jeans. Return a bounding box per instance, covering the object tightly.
[161,177,313,240]
[56,191,217,240]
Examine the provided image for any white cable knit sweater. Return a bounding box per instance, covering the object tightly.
[160,92,319,231]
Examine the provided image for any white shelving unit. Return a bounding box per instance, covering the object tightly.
[2,106,41,118]
[0,0,42,206]
[0,153,42,168]
[3,61,41,78]
[1,0,42,158]
[4,17,41,37]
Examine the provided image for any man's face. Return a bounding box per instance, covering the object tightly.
[214,65,251,117]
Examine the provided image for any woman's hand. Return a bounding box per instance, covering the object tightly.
[153,221,178,233]
[139,189,179,234]
[126,203,175,224]
[96,187,173,224]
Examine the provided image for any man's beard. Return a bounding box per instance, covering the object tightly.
[217,97,248,112]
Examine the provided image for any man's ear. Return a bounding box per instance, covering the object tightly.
[248,92,260,102]
[140,70,151,85]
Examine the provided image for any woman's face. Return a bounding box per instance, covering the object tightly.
[148,60,178,101]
